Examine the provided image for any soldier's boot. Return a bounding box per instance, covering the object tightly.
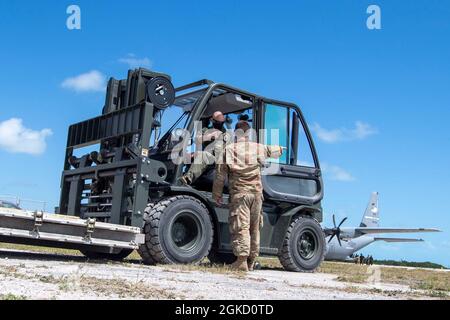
[230,256,249,272]
[247,257,257,271]
[178,175,192,186]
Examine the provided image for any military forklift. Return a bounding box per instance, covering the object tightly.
[0,68,326,272]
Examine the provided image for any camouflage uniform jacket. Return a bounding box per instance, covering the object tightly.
[212,141,283,199]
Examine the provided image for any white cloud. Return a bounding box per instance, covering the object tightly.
[311,121,378,143]
[61,70,106,92]
[321,162,355,182]
[118,54,152,68]
[0,118,52,155]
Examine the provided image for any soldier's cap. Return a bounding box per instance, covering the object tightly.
[238,114,250,121]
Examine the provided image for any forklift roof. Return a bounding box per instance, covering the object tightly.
[203,92,253,118]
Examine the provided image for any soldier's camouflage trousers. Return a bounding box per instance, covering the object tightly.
[184,151,216,184]
[229,193,263,259]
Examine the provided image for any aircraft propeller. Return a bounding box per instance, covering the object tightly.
[325,214,348,246]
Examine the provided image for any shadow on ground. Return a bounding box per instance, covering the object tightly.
[0,249,143,265]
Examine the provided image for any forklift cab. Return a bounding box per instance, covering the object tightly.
[152,81,323,210]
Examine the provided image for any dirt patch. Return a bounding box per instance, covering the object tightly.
[79,277,182,299]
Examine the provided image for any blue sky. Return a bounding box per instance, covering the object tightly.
[0,1,449,266]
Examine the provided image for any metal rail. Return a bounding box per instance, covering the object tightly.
[0,207,144,250]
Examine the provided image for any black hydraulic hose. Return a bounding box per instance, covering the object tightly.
[156,111,189,150]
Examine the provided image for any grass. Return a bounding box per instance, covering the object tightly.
[37,273,181,299]
[0,243,82,257]
[0,293,27,300]
[79,276,181,299]
[382,267,450,292]
[0,242,145,260]
[316,260,450,294]
[373,260,447,270]
[319,262,371,283]
[162,261,246,275]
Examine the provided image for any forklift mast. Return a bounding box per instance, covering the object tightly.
[58,69,174,228]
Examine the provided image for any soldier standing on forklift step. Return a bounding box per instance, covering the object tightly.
[179,111,228,185]
[212,121,284,272]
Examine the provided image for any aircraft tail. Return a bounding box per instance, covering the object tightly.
[360,192,380,228]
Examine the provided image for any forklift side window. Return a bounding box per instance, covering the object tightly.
[224,108,253,132]
[264,104,289,164]
[264,104,315,167]
[290,109,316,168]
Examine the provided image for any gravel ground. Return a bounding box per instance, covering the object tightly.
[0,249,438,300]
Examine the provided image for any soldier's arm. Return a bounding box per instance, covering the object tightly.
[212,162,228,203]
[264,145,284,159]
[203,129,222,143]
[194,128,207,150]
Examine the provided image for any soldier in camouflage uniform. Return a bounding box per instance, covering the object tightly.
[179,111,228,185]
[213,121,283,271]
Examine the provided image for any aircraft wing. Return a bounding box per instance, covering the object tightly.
[374,237,424,243]
[355,227,440,234]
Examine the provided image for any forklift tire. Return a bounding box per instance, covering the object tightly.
[80,249,133,261]
[278,216,326,272]
[207,249,237,265]
[139,195,213,265]
[138,202,157,265]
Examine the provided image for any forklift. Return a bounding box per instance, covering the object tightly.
[0,68,326,272]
